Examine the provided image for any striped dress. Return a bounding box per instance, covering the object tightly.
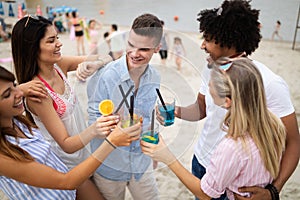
[0,119,76,200]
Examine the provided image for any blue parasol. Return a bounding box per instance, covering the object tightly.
[22,2,26,10]
[49,6,77,14]
[0,2,4,16]
[8,3,15,17]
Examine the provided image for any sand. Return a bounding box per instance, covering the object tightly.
[0,26,299,199]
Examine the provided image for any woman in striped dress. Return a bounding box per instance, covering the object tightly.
[0,66,141,199]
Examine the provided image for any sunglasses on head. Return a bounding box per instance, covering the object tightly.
[24,15,40,28]
[218,52,247,71]
[219,62,233,71]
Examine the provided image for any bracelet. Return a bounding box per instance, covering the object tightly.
[265,184,279,200]
[105,138,116,149]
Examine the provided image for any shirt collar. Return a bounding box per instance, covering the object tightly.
[119,55,150,82]
[119,55,131,82]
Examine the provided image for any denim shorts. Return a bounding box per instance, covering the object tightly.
[192,155,228,200]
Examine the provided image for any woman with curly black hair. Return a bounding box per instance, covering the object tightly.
[156,1,299,200]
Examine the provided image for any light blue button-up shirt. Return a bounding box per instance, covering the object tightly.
[87,55,160,181]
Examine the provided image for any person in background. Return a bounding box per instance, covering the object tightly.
[271,20,283,41]
[0,17,8,41]
[109,24,126,60]
[87,19,102,55]
[53,13,65,33]
[159,20,169,65]
[0,65,141,200]
[156,1,300,199]
[63,12,72,33]
[142,57,286,200]
[11,15,113,199]
[104,31,113,58]
[71,11,86,55]
[171,36,186,71]
[87,13,163,200]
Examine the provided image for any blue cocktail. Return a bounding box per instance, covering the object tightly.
[158,105,175,126]
[141,131,159,144]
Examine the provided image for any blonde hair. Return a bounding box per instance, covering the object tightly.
[210,58,286,178]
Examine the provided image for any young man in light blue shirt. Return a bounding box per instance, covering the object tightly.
[87,13,162,200]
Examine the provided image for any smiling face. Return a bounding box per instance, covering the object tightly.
[37,26,63,66]
[126,30,160,70]
[0,80,24,126]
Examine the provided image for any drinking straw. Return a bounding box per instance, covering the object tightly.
[155,88,171,119]
[151,109,155,136]
[118,85,130,109]
[129,95,134,125]
[155,88,167,111]
[114,85,134,114]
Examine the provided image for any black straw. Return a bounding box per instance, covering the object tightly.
[151,109,155,136]
[155,88,167,111]
[129,95,134,125]
[118,85,130,110]
[114,85,134,114]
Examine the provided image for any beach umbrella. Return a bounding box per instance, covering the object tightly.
[49,6,77,14]
[22,2,26,10]
[50,7,63,14]
[0,2,4,16]
[8,3,15,17]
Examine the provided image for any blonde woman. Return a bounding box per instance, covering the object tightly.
[141,58,286,200]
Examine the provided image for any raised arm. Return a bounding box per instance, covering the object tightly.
[0,123,141,190]
[17,80,48,103]
[156,92,206,126]
[141,135,211,200]
[57,55,112,81]
[176,92,206,121]
[26,94,117,153]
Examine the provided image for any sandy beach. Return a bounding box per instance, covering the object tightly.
[0,25,299,199]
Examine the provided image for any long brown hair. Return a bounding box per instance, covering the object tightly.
[0,66,36,161]
[11,16,52,123]
[210,58,286,178]
[12,15,52,84]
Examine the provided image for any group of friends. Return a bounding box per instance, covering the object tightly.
[0,1,299,200]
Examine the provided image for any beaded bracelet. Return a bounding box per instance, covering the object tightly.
[105,138,116,149]
[265,184,279,200]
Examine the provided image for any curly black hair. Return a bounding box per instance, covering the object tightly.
[197,0,261,55]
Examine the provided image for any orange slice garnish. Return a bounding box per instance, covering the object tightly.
[98,100,114,116]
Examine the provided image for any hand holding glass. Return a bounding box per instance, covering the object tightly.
[120,108,143,128]
[157,97,175,126]
[141,122,159,144]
